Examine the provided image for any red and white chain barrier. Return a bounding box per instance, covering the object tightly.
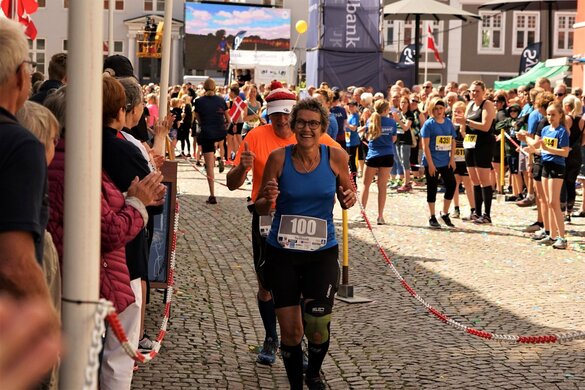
[355,199,585,344]
[102,202,179,362]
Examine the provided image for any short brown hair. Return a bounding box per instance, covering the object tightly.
[48,53,67,81]
[102,75,125,126]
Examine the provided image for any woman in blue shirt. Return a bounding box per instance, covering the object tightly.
[525,102,570,249]
[361,99,397,225]
[255,98,355,389]
[345,100,361,186]
[420,98,457,229]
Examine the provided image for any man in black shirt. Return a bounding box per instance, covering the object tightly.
[0,18,56,316]
[30,52,67,104]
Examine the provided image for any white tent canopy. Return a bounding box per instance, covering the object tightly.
[230,50,297,85]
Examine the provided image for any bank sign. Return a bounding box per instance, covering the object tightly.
[307,0,381,52]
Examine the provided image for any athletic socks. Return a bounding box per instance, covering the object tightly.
[257,298,278,343]
[280,342,304,389]
[306,340,330,380]
[482,186,493,217]
[473,185,483,216]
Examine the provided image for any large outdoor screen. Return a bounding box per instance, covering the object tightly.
[184,2,291,72]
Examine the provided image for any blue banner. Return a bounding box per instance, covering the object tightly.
[399,44,418,65]
[307,0,381,52]
[519,42,541,75]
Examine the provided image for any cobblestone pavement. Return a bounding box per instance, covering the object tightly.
[134,159,585,389]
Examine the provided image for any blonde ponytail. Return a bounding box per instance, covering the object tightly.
[367,100,389,140]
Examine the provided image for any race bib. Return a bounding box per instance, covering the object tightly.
[277,215,327,251]
[542,137,558,149]
[435,136,452,151]
[454,147,465,162]
[463,134,477,149]
[259,215,273,238]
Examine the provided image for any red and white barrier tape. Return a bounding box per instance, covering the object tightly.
[105,202,180,362]
[503,132,530,156]
[355,200,585,343]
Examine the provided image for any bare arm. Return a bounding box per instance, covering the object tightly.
[254,149,285,215]
[0,231,52,300]
[330,148,356,209]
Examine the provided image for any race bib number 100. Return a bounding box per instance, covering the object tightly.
[277,215,327,251]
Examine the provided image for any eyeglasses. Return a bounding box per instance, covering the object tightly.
[424,86,432,89]
[410,100,419,103]
[295,119,321,130]
[554,93,565,97]
[18,59,37,73]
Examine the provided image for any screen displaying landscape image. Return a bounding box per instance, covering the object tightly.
[184,2,291,71]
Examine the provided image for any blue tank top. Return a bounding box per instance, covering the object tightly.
[266,144,337,251]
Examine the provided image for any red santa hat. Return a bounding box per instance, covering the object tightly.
[265,81,297,116]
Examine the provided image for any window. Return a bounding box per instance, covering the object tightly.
[478,11,504,54]
[512,12,539,54]
[388,20,443,54]
[38,0,46,7]
[104,0,124,10]
[144,0,164,12]
[555,12,575,55]
[28,38,46,75]
[383,20,397,51]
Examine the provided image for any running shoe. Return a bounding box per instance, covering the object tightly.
[531,229,547,240]
[440,212,454,227]
[429,216,441,229]
[206,196,217,205]
[572,211,585,218]
[462,212,479,222]
[505,195,518,202]
[451,207,460,219]
[396,184,412,193]
[564,215,571,224]
[552,237,568,250]
[305,375,326,390]
[473,214,492,224]
[523,222,544,233]
[256,338,278,365]
[537,236,555,246]
[516,196,535,207]
[377,217,385,225]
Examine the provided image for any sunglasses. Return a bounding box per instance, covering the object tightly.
[555,93,565,97]
[410,100,419,103]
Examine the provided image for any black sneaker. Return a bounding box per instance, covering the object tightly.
[256,338,278,365]
[429,216,441,229]
[305,375,326,390]
[473,213,492,224]
[440,212,455,227]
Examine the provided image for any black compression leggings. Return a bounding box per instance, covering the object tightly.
[425,165,456,203]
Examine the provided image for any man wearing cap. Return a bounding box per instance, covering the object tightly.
[226,82,340,366]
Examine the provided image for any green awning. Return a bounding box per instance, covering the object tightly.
[494,62,569,90]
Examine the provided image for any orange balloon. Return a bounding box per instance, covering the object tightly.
[295,20,308,34]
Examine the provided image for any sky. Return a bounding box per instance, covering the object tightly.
[185,3,290,39]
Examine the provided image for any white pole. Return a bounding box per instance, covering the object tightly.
[158,0,173,123]
[108,0,114,55]
[60,0,103,388]
[424,22,429,84]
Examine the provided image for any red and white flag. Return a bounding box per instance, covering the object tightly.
[427,24,442,66]
[1,0,38,40]
[229,96,246,123]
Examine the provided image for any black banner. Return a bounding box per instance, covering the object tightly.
[519,42,541,75]
[399,44,418,65]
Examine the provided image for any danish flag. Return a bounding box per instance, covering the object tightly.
[229,96,246,123]
[427,24,442,66]
[1,0,39,40]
